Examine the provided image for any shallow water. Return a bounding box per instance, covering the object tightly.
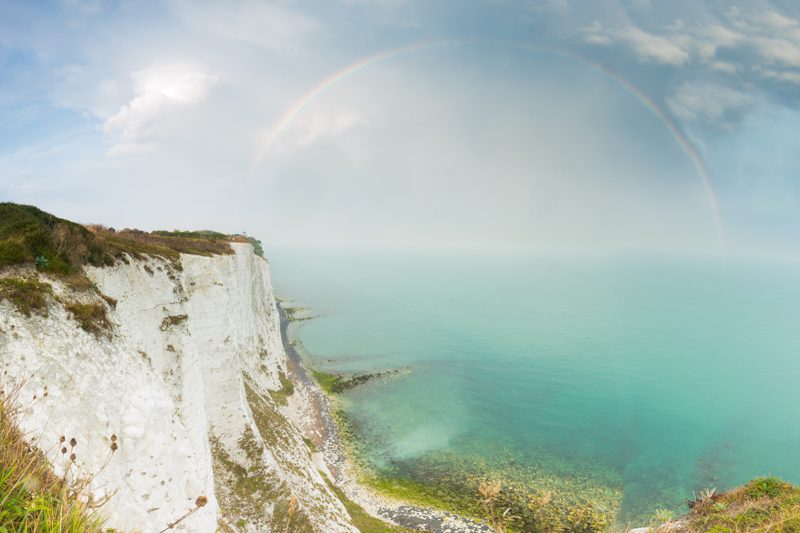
[269,249,800,521]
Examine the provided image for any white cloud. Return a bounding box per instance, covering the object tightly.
[757,68,800,85]
[583,22,690,65]
[750,11,798,29]
[269,110,367,153]
[667,82,753,127]
[103,65,219,155]
[614,26,690,65]
[583,8,800,78]
[298,112,365,147]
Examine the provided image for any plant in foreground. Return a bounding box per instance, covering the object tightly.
[0,380,110,531]
[159,495,208,532]
[650,508,675,526]
[479,480,518,533]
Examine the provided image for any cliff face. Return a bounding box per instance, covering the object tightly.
[0,243,357,532]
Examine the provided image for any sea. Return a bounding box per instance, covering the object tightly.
[269,247,800,523]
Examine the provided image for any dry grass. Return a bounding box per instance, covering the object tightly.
[0,203,239,279]
[480,481,518,533]
[0,383,106,531]
[87,227,234,265]
[65,302,112,337]
[651,478,800,533]
[0,278,53,317]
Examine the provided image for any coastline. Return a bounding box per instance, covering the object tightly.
[277,303,490,533]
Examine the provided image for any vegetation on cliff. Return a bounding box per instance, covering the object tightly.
[0,203,259,275]
[0,203,261,337]
[0,387,104,531]
[647,477,800,533]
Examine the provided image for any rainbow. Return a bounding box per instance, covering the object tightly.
[250,40,726,248]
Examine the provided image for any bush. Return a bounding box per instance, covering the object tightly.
[0,203,106,272]
[65,303,111,337]
[0,240,26,264]
[746,477,787,499]
[0,203,239,276]
[0,278,53,316]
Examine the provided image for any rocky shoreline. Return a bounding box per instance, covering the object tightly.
[277,303,490,533]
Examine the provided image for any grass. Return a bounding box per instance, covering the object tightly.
[0,278,53,317]
[0,203,246,278]
[320,472,415,533]
[0,203,110,274]
[268,372,295,407]
[65,302,111,337]
[0,386,105,531]
[663,477,800,532]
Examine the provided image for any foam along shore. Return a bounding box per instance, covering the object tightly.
[277,303,492,533]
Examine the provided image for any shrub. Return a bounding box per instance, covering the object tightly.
[0,278,53,316]
[0,240,26,264]
[0,203,108,272]
[746,477,787,499]
[0,203,239,277]
[65,303,111,337]
[684,476,800,532]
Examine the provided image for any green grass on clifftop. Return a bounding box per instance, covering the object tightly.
[0,203,250,276]
[663,477,800,532]
[0,203,112,273]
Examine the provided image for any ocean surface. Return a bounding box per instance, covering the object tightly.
[269,248,800,522]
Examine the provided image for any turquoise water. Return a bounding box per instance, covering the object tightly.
[269,249,800,521]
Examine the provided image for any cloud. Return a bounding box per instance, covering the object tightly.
[667,82,754,128]
[583,8,800,81]
[264,109,368,158]
[614,26,690,65]
[583,22,690,65]
[103,65,219,155]
[295,111,366,147]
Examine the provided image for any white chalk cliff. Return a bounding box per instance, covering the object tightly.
[0,243,358,532]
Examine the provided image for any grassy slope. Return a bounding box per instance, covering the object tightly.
[321,474,415,533]
[0,391,104,531]
[0,202,240,275]
[658,477,800,533]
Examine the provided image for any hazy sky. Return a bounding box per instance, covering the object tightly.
[2,0,800,255]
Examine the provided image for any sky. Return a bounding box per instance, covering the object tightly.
[1,0,800,256]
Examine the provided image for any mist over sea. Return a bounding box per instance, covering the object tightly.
[270,248,800,520]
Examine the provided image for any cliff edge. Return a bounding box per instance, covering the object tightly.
[0,204,358,532]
